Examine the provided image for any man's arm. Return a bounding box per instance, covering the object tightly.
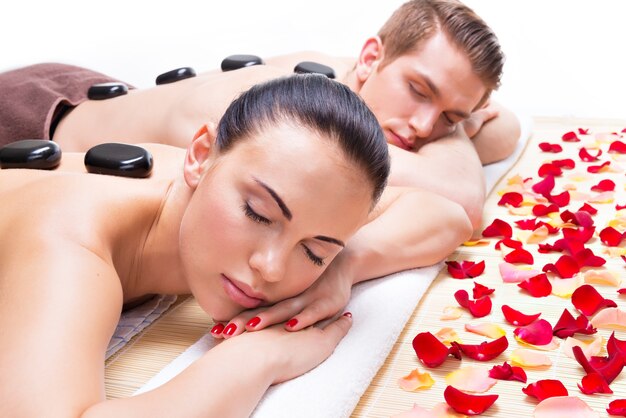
[388,128,486,230]
[469,101,521,165]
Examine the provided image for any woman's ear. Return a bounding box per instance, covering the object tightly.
[354,36,384,84]
[184,122,217,189]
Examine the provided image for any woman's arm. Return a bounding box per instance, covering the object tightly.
[0,240,351,418]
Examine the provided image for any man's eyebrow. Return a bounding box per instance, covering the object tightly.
[314,235,345,247]
[418,72,471,119]
[254,178,292,221]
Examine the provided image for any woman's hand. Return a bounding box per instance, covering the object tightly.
[220,312,353,385]
[211,254,354,339]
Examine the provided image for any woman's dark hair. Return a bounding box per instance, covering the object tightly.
[215,74,390,205]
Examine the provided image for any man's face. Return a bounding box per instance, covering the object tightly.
[356,31,488,151]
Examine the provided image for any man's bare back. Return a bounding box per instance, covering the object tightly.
[53,53,355,152]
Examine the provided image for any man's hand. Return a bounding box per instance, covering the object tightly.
[211,255,354,339]
[461,101,499,139]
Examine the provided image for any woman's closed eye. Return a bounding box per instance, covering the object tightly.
[242,202,271,225]
[243,200,325,267]
[302,244,324,267]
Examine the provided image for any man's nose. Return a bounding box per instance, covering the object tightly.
[409,107,438,140]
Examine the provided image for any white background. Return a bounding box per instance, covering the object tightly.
[3,0,625,120]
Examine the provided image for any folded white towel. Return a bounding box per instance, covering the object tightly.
[135,114,533,416]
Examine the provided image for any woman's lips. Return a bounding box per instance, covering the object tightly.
[221,275,264,309]
[387,130,413,151]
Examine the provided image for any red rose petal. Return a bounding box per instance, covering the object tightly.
[482,218,513,238]
[498,191,524,207]
[450,336,509,362]
[588,161,611,173]
[504,248,534,264]
[542,255,580,278]
[577,203,598,215]
[522,379,569,401]
[552,158,576,169]
[600,226,625,247]
[578,128,589,135]
[412,332,460,368]
[532,175,556,195]
[539,142,563,153]
[562,131,580,142]
[514,319,554,345]
[607,399,626,416]
[547,191,570,207]
[591,179,615,192]
[446,260,485,279]
[574,248,606,268]
[617,203,626,210]
[443,385,498,416]
[495,238,523,250]
[518,273,552,297]
[609,140,626,153]
[571,284,617,316]
[562,226,595,244]
[501,304,541,326]
[454,289,492,318]
[538,163,563,178]
[472,282,494,299]
[533,203,560,217]
[488,362,527,383]
[573,344,625,384]
[560,210,594,228]
[553,309,597,339]
[578,372,613,394]
[579,147,602,162]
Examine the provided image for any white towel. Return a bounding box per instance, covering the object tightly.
[135,114,533,416]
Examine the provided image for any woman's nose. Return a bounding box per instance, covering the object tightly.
[249,242,287,283]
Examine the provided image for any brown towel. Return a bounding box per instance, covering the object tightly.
[0,63,128,146]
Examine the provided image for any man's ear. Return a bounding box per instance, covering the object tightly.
[355,36,384,83]
[184,122,217,189]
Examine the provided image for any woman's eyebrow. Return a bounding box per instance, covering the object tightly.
[254,178,292,221]
[253,178,345,247]
[314,235,345,247]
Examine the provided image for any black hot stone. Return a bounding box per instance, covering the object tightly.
[84,143,153,178]
[155,67,197,85]
[0,139,62,170]
[87,82,129,100]
[221,54,265,72]
[293,61,336,79]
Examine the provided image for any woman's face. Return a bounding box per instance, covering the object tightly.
[179,122,373,321]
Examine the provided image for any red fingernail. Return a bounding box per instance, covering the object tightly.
[211,323,225,335]
[286,318,298,328]
[247,316,261,328]
[223,323,237,336]
[343,312,352,318]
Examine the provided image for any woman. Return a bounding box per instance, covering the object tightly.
[0,74,390,417]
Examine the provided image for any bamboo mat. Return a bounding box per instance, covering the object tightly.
[353,117,626,417]
[105,116,626,417]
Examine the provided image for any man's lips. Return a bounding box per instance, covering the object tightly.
[387,130,413,151]
[221,274,264,309]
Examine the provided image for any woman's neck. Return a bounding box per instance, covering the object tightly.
[131,178,193,297]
